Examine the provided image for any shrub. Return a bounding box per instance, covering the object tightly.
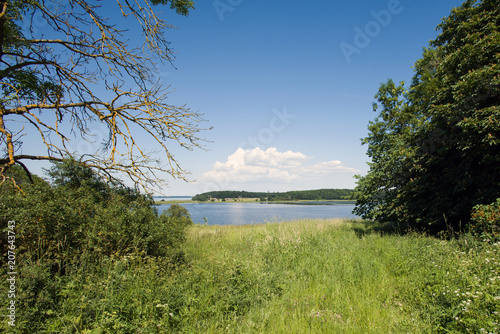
[470,198,500,242]
[1,161,193,262]
[0,161,192,331]
[165,203,193,227]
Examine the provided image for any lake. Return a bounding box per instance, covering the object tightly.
[156,201,358,225]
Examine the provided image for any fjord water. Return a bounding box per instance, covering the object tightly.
[157,201,358,225]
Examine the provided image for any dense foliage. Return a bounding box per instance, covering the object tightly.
[0,160,192,331]
[470,198,500,242]
[354,0,500,231]
[192,189,354,202]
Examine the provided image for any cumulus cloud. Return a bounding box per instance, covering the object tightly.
[200,147,359,189]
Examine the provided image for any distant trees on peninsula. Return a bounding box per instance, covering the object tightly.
[192,189,354,202]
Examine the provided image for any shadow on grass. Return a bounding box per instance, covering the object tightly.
[350,220,411,239]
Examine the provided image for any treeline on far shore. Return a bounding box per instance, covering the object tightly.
[191,189,354,202]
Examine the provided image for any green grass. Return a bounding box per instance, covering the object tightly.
[176,219,500,333]
[5,219,499,333]
[178,219,416,333]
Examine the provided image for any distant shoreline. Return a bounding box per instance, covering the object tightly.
[154,199,356,205]
[155,199,194,205]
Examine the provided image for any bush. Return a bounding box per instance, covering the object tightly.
[470,198,500,242]
[165,204,193,228]
[0,161,192,331]
[1,162,189,265]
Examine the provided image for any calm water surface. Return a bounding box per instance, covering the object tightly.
[157,202,358,226]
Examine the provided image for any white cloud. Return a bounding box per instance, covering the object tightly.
[200,147,360,190]
[304,160,359,176]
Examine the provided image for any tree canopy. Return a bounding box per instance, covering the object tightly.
[353,0,500,231]
[0,0,208,192]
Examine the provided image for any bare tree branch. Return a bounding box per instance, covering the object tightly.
[0,0,208,193]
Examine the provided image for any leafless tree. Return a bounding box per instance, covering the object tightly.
[0,0,209,192]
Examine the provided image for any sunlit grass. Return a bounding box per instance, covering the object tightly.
[178,219,500,333]
[6,218,498,332]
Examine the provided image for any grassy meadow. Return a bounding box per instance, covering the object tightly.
[174,219,499,333]
[5,219,500,333]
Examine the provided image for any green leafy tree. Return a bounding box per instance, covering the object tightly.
[0,160,194,331]
[165,203,193,227]
[354,0,500,231]
[1,160,190,263]
[0,0,208,192]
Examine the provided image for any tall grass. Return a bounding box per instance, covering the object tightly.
[177,219,499,333]
[3,218,499,332]
[175,219,419,333]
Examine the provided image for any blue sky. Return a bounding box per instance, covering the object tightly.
[152,0,464,195]
[22,0,465,195]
